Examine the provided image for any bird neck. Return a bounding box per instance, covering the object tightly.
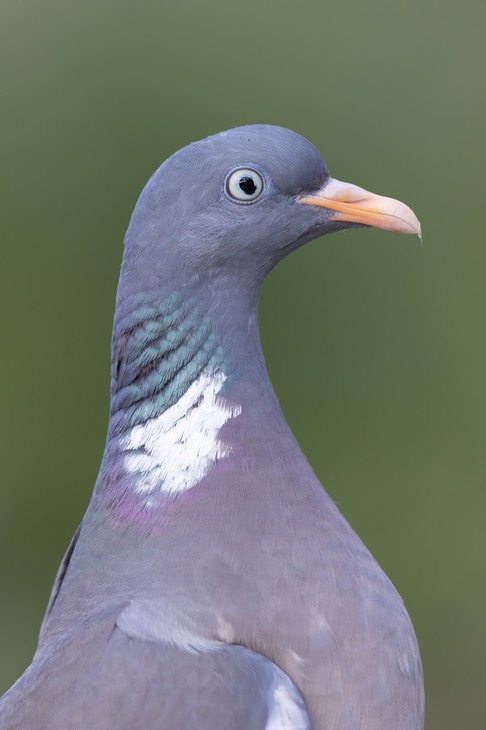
[96,275,293,518]
[108,291,234,439]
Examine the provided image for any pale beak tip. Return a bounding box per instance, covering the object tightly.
[405,210,422,239]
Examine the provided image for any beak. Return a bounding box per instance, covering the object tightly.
[300,178,421,237]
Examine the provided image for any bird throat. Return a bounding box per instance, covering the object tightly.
[102,293,241,511]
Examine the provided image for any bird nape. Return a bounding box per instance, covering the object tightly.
[0,125,423,730]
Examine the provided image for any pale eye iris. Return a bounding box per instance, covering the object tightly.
[226,168,264,202]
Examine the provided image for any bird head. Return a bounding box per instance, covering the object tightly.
[121,124,420,295]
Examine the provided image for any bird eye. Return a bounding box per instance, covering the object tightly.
[226,168,264,202]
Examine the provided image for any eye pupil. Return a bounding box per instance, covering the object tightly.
[239,176,257,195]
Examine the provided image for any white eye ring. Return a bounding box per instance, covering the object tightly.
[226,168,264,202]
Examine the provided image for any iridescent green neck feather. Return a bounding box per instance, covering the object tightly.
[109,293,229,438]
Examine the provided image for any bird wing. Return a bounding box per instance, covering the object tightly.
[37,522,81,642]
[0,603,309,730]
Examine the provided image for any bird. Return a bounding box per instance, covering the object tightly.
[0,124,424,729]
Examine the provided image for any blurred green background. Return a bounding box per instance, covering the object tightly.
[0,0,484,727]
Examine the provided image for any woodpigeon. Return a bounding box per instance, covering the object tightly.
[0,125,424,729]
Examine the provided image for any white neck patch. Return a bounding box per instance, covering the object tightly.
[265,681,310,730]
[120,369,241,500]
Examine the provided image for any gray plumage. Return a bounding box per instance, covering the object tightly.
[0,125,423,729]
